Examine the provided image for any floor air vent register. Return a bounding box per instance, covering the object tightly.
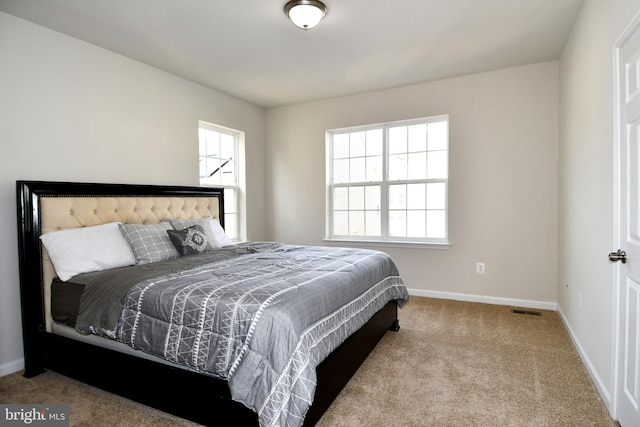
[510,308,542,316]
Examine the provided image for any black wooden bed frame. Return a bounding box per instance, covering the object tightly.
[16,180,401,427]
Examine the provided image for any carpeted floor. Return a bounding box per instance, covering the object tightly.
[0,297,616,426]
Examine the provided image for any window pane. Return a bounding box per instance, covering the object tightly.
[389,184,406,210]
[365,186,381,210]
[333,134,350,158]
[206,133,219,156]
[366,129,383,155]
[349,186,365,210]
[426,210,446,238]
[223,182,238,239]
[333,159,349,183]
[389,211,407,237]
[427,150,448,179]
[224,188,237,213]
[428,121,448,151]
[407,211,426,237]
[220,160,236,185]
[334,211,349,235]
[388,154,407,181]
[407,152,427,180]
[224,214,237,240]
[350,157,366,182]
[366,155,383,182]
[350,132,366,157]
[408,124,427,152]
[366,211,381,236]
[334,187,349,210]
[407,183,425,210]
[349,211,365,236]
[220,134,234,159]
[389,126,407,154]
[426,182,445,209]
[208,158,221,179]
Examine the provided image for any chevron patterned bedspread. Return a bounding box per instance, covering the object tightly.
[75,242,409,427]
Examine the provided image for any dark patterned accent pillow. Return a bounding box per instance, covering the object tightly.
[167,225,212,256]
[169,218,217,250]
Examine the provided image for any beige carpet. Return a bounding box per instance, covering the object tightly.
[0,297,616,426]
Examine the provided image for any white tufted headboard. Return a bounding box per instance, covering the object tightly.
[39,195,221,331]
[16,181,224,343]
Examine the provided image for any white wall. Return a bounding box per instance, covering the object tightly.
[10,6,626,407]
[558,0,640,412]
[0,12,267,374]
[265,62,559,308]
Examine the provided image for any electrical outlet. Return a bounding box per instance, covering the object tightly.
[476,262,485,274]
[578,292,582,311]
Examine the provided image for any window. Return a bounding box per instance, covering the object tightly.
[327,116,449,245]
[198,121,242,241]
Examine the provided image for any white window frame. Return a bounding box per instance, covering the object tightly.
[325,116,450,249]
[198,120,245,242]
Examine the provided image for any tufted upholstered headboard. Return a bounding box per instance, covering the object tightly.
[16,181,224,367]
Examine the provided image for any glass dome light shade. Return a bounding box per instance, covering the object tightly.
[285,0,327,30]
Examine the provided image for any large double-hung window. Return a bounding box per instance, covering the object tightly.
[326,116,449,246]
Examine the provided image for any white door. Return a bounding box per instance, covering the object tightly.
[614,16,640,427]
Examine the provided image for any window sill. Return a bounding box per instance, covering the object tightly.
[323,239,450,250]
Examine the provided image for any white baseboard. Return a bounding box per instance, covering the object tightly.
[0,358,24,378]
[408,288,558,311]
[556,306,612,413]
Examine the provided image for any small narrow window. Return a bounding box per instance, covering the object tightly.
[198,121,242,241]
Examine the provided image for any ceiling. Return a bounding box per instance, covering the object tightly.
[0,0,585,108]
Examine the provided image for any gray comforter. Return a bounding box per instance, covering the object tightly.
[73,242,409,427]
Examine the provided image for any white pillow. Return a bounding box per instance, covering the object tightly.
[210,219,235,247]
[40,222,136,281]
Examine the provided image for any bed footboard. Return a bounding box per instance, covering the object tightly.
[34,300,399,427]
[303,300,399,427]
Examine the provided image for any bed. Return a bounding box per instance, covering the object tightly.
[16,180,409,427]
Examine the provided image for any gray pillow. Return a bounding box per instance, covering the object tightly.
[119,222,179,264]
[167,225,212,256]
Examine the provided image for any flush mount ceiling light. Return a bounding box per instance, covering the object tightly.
[284,0,327,30]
